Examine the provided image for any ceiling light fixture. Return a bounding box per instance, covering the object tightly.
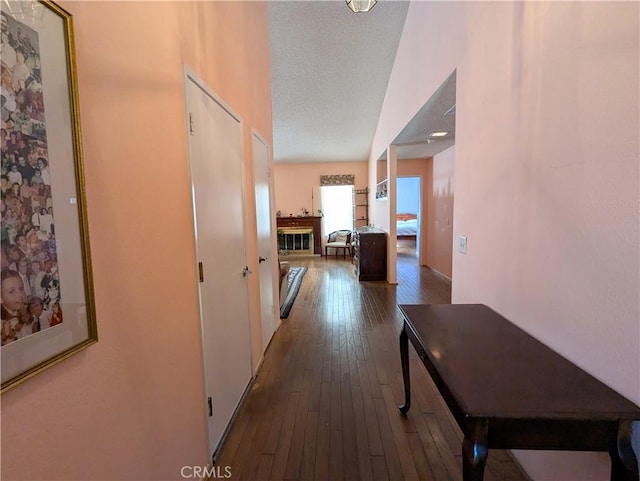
[346,0,377,13]
[429,131,448,137]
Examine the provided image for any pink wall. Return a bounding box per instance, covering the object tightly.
[273,161,368,217]
[372,2,639,479]
[428,147,454,279]
[1,2,273,480]
[397,150,455,279]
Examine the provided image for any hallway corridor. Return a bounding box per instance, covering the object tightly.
[215,257,529,480]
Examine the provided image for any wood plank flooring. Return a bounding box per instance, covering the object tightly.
[215,252,531,481]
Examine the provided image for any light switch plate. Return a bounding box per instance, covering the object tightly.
[458,235,467,254]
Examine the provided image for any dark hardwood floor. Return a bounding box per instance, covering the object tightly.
[215,255,531,481]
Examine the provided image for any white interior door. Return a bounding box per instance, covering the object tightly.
[252,132,277,352]
[185,71,253,460]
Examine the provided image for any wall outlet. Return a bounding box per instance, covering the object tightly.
[458,235,467,254]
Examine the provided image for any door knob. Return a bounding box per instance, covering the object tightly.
[242,266,253,277]
[259,256,268,263]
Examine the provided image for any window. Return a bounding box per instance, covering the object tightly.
[320,185,353,238]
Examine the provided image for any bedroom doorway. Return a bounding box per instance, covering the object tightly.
[396,176,421,262]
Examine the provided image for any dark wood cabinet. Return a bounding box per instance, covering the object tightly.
[353,227,387,281]
[276,216,322,255]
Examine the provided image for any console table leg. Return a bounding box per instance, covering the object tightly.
[610,420,639,481]
[462,418,489,481]
[398,325,411,414]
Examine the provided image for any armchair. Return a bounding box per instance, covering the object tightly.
[325,229,352,258]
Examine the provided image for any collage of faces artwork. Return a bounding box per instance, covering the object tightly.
[1,11,64,347]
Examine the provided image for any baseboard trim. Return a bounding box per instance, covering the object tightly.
[427,266,452,283]
[211,377,254,464]
[254,356,264,375]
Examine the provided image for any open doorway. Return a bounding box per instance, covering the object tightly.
[387,71,456,289]
[396,176,420,261]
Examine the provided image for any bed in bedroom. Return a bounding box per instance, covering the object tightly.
[397,213,418,239]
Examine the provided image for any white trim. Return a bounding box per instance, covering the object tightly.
[183,65,242,123]
[428,266,452,283]
[182,65,255,375]
[182,64,254,460]
[251,129,280,354]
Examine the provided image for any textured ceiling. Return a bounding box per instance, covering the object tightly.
[268,0,410,164]
[269,1,457,164]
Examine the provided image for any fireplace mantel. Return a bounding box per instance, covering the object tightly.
[276,216,322,255]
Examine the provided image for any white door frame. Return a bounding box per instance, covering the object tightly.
[183,65,254,460]
[251,129,280,354]
[397,174,423,265]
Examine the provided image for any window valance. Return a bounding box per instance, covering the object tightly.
[320,174,354,186]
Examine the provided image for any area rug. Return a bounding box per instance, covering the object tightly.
[280,266,308,319]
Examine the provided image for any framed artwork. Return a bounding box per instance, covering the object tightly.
[1,1,96,392]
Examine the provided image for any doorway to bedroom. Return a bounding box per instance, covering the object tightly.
[396,176,421,262]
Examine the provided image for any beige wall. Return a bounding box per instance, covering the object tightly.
[1,2,273,480]
[273,161,368,218]
[371,2,639,479]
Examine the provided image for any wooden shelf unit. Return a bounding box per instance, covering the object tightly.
[353,187,369,230]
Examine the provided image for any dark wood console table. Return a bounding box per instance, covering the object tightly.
[398,304,640,481]
[276,216,322,255]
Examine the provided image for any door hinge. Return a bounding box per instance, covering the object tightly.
[198,262,204,283]
[189,113,195,136]
[208,396,213,417]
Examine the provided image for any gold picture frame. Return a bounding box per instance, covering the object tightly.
[1,1,97,392]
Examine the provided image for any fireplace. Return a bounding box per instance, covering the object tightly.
[279,227,314,255]
[276,216,322,255]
